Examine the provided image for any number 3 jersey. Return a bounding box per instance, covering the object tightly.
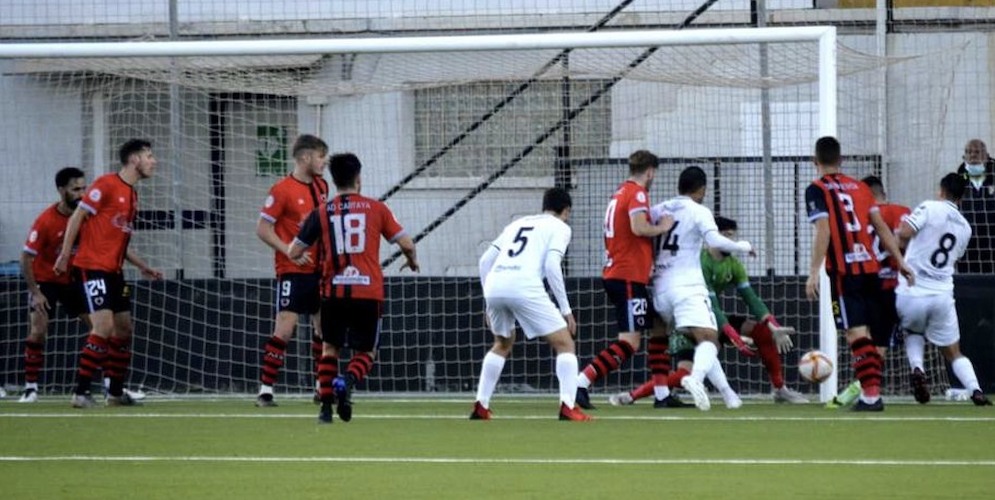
[899,200,971,293]
[805,173,880,276]
[482,214,571,299]
[294,193,406,301]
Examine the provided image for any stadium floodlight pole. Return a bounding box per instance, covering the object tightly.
[818,26,839,404]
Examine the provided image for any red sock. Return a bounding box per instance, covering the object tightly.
[318,355,338,404]
[582,340,636,384]
[76,333,108,394]
[24,340,44,385]
[667,368,690,388]
[347,352,374,385]
[751,322,785,388]
[647,337,670,392]
[311,333,323,378]
[260,336,289,387]
[105,336,131,397]
[630,381,654,402]
[850,336,882,398]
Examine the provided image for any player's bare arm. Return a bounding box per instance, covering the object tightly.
[19,251,49,317]
[397,235,419,272]
[53,207,87,275]
[257,217,311,266]
[805,218,831,300]
[870,211,914,286]
[126,248,164,280]
[897,219,917,248]
[631,211,674,237]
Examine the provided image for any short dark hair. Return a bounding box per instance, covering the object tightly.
[542,187,572,214]
[292,134,328,159]
[678,166,707,195]
[941,172,967,202]
[628,150,658,176]
[119,139,152,165]
[861,175,885,197]
[55,167,85,189]
[814,136,841,166]
[715,216,738,232]
[329,153,361,188]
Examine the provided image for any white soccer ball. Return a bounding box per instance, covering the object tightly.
[798,350,834,384]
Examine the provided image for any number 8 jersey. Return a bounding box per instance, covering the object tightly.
[900,200,971,293]
[294,193,406,301]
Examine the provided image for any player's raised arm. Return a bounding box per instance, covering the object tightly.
[53,206,87,275]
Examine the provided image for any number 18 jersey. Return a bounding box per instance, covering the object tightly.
[484,214,571,299]
[900,200,971,293]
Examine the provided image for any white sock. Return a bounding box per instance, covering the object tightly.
[653,384,671,401]
[951,356,981,393]
[258,384,274,395]
[707,362,731,393]
[103,377,111,390]
[475,351,506,409]
[691,341,718,382]
[905,334,925,372]
[25,382,39,391]
[556,353,579,409]
[577,372,592,389]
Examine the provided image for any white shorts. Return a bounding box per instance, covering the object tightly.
[652,284,716,331]
[485,294,566,340]
[895,291,959,347]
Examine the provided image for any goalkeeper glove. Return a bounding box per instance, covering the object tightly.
[723,323,757,358]
[765,316,795,354]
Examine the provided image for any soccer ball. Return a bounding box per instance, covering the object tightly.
[798,350,833,383]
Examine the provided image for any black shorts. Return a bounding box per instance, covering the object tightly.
[603,279,652,334]
[29,282,86,318]
[320,297,382,352]
[828,273,882,333]
[76,269,131,314]
[872,287,899,348]
[276,273,320,315]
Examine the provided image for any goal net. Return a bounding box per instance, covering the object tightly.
[0,27,951,401]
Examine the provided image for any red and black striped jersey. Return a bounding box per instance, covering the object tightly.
[805,173,881,276]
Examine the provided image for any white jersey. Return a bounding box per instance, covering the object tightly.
[650,196,718,289]
[483,214,571,298]
[898,200,971,294]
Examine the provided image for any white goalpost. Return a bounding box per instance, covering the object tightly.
[5,25,934,403]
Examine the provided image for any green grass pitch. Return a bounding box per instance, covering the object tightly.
[1,396,993,499]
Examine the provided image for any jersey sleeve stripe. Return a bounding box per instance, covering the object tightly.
[628,207,647,216]
[259,213,277,223]
[78,201,97,215]
[736,282,751,290]
[22,246,38,256]
[906,217,922,232]
[807,212,829,222]
[388,229,407,244]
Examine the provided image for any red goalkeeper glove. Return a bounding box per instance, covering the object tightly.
[723,323,757,358]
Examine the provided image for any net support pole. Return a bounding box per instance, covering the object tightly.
[818,27,839,404]
[168,0,184,280]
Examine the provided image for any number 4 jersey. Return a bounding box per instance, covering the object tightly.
[294,193,406,301]
[900,200,971,293]
[805,173,880,276]
[483,214,571,300]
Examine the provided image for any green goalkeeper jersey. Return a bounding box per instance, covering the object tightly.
[700,249,769,329]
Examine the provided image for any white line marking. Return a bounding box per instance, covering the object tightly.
[0,413,992,422]
[0,456,992,466]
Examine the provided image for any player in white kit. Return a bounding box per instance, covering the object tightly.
[896,173,991,406]
[650,166,755,410]
[469,188,592,421]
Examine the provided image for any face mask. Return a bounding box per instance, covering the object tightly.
[966,163,986,176]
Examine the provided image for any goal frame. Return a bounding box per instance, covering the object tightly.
[1,26,840,401]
